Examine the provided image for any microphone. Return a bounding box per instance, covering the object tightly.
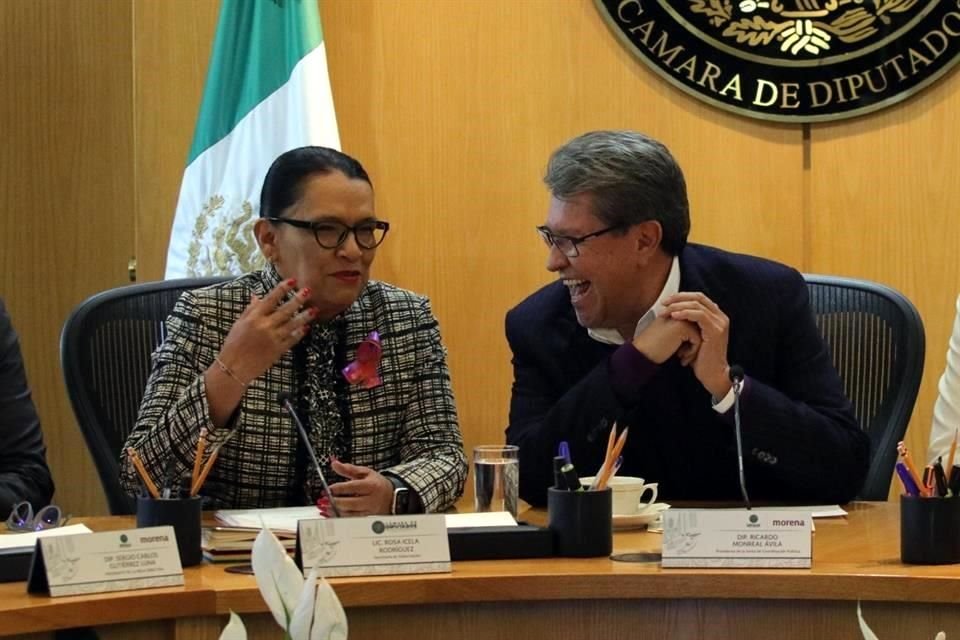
[729,365,751,510]
[277,392,341,517]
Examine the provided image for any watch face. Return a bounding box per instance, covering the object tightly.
[392,488,409,515]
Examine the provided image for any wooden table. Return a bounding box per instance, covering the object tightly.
[3,502,960,639]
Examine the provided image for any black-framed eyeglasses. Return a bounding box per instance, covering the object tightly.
[5,501,68,532]
[266,217,390,250]
[536,224,623,258]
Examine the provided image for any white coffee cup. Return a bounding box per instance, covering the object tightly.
[580,476,658,516]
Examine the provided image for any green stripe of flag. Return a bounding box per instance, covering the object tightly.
[187,0,323,164]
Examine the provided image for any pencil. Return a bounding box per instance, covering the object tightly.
[190,426,239,496]
[947,429,958,478]
[191,428,208,493]
[597,428,629,490]
[191,448,220,496]
[127,447,160,499]
[589,422,619,490]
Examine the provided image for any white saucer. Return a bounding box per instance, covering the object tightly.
[612,503,670,530]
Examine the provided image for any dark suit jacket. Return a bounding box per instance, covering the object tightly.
[505,244,869,506]
[0,298,54,518]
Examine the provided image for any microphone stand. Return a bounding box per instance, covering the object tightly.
[278,393,342,517]
[730,366,751,510]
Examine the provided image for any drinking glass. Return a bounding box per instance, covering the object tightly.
[473,444,520,519]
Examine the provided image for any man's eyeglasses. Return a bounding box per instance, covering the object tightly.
[267,217,390,250]
[5,501,68,532]
[536,224,623,258]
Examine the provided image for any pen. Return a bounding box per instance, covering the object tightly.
[160,455,177,499]
[558,441,572,465]
[553,455,567,490]
[559,463,582,491]
[596,428,629,491]
[922,465,935,497]
[950,465,960,497]
[934,459,948,497]
[604,456,624,487]
[895,462,920,497]
[948,429,958,479]
[898,442,929,497]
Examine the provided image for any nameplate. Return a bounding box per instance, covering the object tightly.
[27,526,184,596]
[661,509,812,568]
[296,515,451,577]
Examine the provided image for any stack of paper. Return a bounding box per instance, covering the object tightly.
[0,524,93,582]
[215,506,322,534]
[203,506,321,562]
[0,524,93,555]
[202,526,297,563]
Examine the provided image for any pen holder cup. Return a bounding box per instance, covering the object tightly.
[900,494,960,565]
[548,487,612,558]
[136,496,203,567]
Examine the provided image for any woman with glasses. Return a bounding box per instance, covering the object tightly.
[120,147,466,515]
[0,297,55,520]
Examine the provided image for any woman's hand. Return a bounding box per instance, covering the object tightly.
[204,279,317,428]
[321,458,395,516]
[217,279,317,385]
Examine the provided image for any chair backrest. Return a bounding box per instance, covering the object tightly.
[804,275,925,500]
[60,277,227,514]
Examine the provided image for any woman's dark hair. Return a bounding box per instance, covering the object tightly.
[259,146,372,218]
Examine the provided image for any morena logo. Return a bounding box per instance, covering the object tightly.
[772,519,807,527]
[371,521,385,534]
[749,514,759,524]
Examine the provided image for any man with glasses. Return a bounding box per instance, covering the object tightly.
[0,297,55,520]
[506,130,868,506]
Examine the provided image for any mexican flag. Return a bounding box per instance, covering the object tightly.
[165,0,340,279]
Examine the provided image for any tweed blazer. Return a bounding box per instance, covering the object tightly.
[120,269,466,511]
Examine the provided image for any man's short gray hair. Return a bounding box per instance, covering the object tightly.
[543,130,690,254]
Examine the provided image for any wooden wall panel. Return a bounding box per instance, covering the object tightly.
[319,0,804,465]
[809,72,960,483]
[133,0,220,282]
[0,0,134,515]
[16,0,955,514]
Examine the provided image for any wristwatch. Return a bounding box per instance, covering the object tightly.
[386,473,422,514]
[391,485,411,515]
[386,473,411,514]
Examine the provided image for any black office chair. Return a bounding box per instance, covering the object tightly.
[60,278,227,514]
[804,275,925,501]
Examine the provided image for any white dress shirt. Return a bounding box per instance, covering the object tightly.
[927,295,960,463]
[585,257,736,413]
